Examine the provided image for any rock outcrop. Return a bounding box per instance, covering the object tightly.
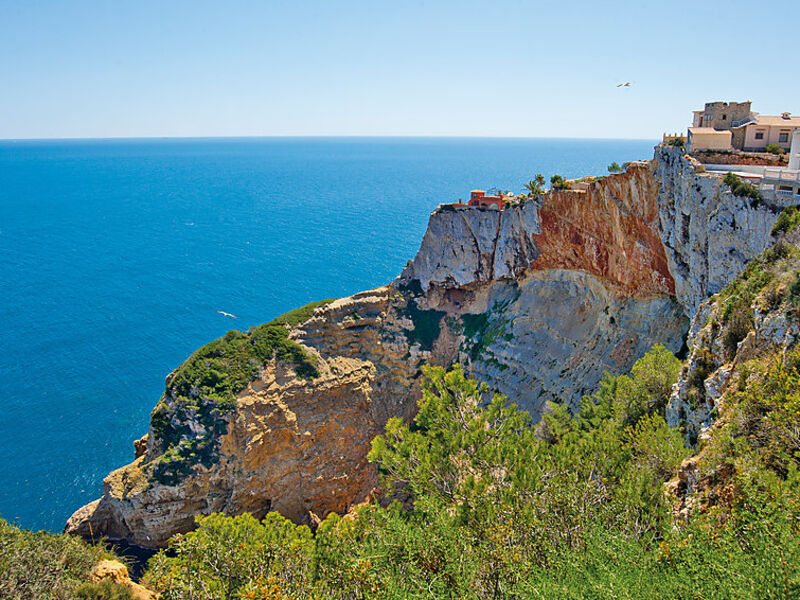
[652,146,792,317]
[67,288,434,547]
[88,560,156,600]
[664,230,800,518]
[67,144,787,548]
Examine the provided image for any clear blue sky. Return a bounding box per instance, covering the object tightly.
[1,0,797,139]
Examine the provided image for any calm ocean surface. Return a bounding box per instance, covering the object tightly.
[0,137,657,532]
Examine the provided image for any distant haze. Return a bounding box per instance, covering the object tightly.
[0,0,797,139]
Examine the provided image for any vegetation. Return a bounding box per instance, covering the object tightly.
[665,137,685,148]
[139,341,800,598]
[403,299,446,351]
[765,143,784,155]
[74,579,134,600]
[549,174,571,190]
[772,204,800,236]
[522,174,546,198]
[723,171,763,205]
[460,298,514,361]
[269,298,337,328]
[608,161,624,173]
[0,517,121,600]
[11,243,800,598]
[150,301,330,485]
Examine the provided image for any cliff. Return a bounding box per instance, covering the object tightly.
[653,147,790,316]
[66,145,791,548]
[664,227,800,519]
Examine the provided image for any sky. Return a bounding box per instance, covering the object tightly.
[1,0,798,140]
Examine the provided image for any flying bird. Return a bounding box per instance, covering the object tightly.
[216,310,238,318]
[617,82,631,87]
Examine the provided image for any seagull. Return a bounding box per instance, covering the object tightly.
[617,82,631,87]
[216,310,238,318]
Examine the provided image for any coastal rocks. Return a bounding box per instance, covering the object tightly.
[67,288,431,547]
[530,163,674,297]
[401,161,688,413]
[665,246,800,445]
[402,162,674,298]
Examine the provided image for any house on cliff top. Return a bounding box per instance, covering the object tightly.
[691,101,800,152]
[468,190,507,209]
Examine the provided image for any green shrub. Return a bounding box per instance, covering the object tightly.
[666,137,685,147]
[550,174,571,190]
[607,161,624,173]
[0,518,117,600]
[403,299,445,351]
[142,344,800,599]
[771,205,800,236]
[269,298,337,328]
[723,299,752,357]
[765,143,784,155]
[74,579,133,600]
[722,171,763,206]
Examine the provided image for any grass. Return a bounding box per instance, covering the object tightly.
[268,298,337,328]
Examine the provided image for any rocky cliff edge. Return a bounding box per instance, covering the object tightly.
[66,145,791,547]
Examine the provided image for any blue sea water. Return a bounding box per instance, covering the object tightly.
[0,137,657,533]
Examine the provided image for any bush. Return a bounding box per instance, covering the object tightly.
[0,518,117,600]
[74,579,133,600]
[666,137,685,147]
[723,172,763,205]
[771,205,800,236]
[141,345,800,599]
[550,174,571,190]
[608,162,624,173]
[723,299,752,357]
[765,143,784,155]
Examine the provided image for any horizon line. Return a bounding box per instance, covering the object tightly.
[0,134,661,143]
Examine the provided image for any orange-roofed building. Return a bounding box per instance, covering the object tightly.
[468,190,506,210]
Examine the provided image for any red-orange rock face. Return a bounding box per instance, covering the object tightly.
[532,165,675,296]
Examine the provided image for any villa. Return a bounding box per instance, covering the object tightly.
[468,190,507,210]
[690,101,800,152]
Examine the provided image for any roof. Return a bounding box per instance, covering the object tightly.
[737,115,800,128]
[688,127,731,136]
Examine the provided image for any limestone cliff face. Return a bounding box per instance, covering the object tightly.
[652,146,791,317]
[401,162,686,414]
[67,145,786,548]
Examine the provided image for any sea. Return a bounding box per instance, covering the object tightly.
[0,137,657,533]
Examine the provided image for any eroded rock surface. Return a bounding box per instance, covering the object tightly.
[652,146,792,317]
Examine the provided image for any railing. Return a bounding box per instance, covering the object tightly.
[762,168,800,184]
[730,118,755,128]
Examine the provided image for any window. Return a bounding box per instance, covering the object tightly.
[779,132,789,143]
[755,131,765,140]
[722,114,727,120]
